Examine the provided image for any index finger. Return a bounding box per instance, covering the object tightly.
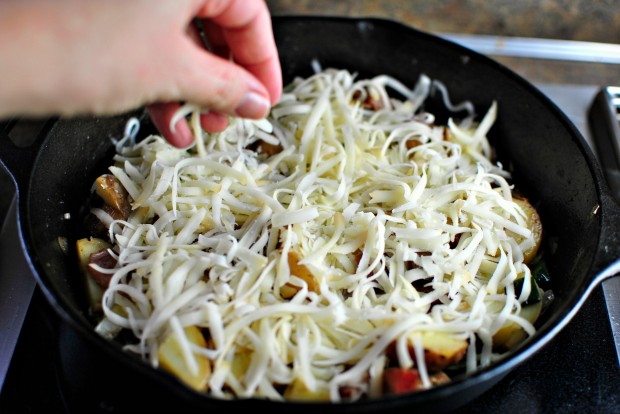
[197,0,282,104]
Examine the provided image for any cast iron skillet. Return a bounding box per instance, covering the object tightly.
[1,16,620,413]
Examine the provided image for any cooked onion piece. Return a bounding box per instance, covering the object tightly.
[82,67,549,402]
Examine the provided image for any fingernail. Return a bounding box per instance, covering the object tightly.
[234,91,270,119]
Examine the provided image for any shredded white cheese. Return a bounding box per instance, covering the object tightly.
[95,67,542,402]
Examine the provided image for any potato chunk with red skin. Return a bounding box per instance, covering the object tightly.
[76,237,112,311]
[87,249,117,289]
[76,237,117,289]
[384,368,452,395]
[94,174,131,219]
[85,174,132,237]
[384,368,423,394]
[77,238,110,274]
[420,332,468,372]
[385,332,468,373]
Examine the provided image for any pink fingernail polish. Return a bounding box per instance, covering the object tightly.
[235,92,270,119]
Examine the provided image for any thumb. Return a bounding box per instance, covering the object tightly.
[172,43,272,120]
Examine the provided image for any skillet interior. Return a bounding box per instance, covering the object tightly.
[18,16,607,413]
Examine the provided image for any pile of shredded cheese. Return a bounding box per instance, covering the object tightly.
[93,66,539,402]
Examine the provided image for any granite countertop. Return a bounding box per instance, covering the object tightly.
[266,0,620,87]
[266,0,620,43]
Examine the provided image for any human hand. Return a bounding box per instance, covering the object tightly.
[0,0,282,148]
[147,0,283,147]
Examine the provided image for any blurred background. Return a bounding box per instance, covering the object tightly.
[267,0,619,42]
[266,0,620,86]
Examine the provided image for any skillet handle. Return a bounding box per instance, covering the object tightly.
[591,191,620,285]
[588,87,620,284]
[0,117,56,191]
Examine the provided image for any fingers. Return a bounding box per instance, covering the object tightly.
[200,111,229,132]
[147,103,195,148]
[175,39,273,120]
[197,0,282,105]
[147,102,230,148]
[201,20,230,59]
[149,0,283,148]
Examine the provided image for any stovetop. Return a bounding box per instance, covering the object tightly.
[1,60,619,414]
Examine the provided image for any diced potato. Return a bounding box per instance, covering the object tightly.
[478,258,498,278]
[386,332,468,373]
[94,174,131,217]
[280,250,320,298]
[493,296,543,351]
[85,278,104,313]
[416,331,468,372]
[77,237,111,273]
[76,237,111,311]
[94,304,126,340]
[512,197,543,264]
[158,325,211,392]
[283,378,331,401]
[230,348,252,379]
[279,284,299,299]
[87,249,117,289]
